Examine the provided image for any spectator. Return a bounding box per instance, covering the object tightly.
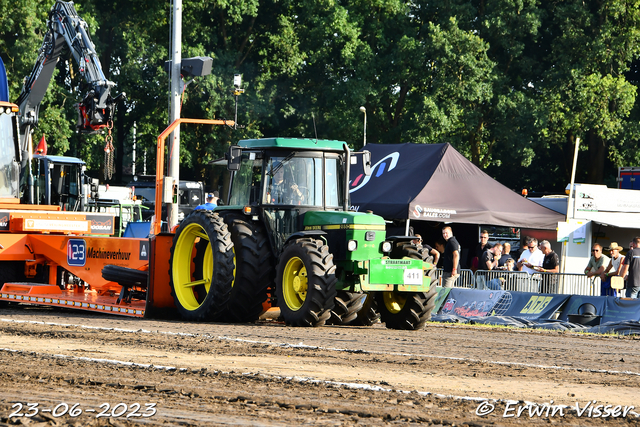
[413,235,440,266]
[498,242,512,267]
[517,237,544,274]
[480,243,503,271]
[194,191,219,210]
[470,229,491,271]
[535,240,560,273]
[504,258,516,271]
[584,243,609,279]
[620,237,640,298]
[441,226,460,288]
[601,242,625,296]
[434,240,445,269]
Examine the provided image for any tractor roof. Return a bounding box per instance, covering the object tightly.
[239,137,347,151]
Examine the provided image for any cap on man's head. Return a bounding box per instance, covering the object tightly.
[608,242,623,251]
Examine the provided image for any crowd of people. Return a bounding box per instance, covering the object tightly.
[411,227,640,298]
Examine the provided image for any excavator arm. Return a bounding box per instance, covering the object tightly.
[15,0,124,152]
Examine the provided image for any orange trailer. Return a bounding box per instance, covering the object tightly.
[0,111,232,318]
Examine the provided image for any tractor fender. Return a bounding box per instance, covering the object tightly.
[284,230,327,246]
[386,235,415,245]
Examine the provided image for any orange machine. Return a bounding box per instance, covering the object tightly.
[0,111,232,318]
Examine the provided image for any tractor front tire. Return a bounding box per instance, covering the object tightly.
[275,238,337,327]
[327,291,367,325]
[376,243,437,330]
[169,211,234,322]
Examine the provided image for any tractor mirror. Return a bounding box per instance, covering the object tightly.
[362,150,372,176]
[227,146,242,171]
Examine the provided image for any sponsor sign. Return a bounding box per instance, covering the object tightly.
[439,289,509,317]
[86,247,131,261]
[23,218,89,233]
[0,213,8,231]
[411,205,457,219]
[67,239,87,267]
[139,240,149,261]
[501,292,571,320]
[87,214,115,235]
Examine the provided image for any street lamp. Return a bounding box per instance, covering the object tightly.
[359,106,367,147]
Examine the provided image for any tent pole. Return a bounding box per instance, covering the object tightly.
[405,218,411,236]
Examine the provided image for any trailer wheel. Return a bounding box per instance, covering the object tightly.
[102,265,148,287]
[211,216,274,323]
[327,291,366,325]
[351,293,381,326]
[275,238,337,327]
[376,243,435,330]
[169,210,234,321]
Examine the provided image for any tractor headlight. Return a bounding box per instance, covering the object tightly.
[0,107,5,115]
[347,240,358,251]
[382,241,392,253]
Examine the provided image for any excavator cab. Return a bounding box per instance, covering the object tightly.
[0,102,21,202]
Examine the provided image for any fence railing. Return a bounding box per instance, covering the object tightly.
[429,268,602,296]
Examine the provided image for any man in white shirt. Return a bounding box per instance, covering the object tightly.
[517,238,545,275]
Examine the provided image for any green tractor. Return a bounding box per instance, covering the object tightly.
[168,138,437,329]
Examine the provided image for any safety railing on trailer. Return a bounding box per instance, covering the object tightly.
[429,268,604,296]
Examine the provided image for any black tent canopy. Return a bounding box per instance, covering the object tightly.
[349,143,563,230]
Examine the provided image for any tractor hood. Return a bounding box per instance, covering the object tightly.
[303,211,385,230]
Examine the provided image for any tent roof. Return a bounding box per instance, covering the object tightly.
[349,143,564,230]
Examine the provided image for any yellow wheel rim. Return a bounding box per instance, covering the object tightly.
[172,222,211,311]
[382,291,406,314]
[282,256,308,311]
[231,246,236,287]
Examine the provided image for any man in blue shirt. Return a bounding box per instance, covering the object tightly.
[194,191,218,210]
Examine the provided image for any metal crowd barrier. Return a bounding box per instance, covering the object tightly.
[430,268,474,288]
[429,268,603,296]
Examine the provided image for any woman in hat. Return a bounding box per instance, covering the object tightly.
[601,242,625,296]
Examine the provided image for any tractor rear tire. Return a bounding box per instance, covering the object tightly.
[169,210,234,322]
[327,291,367,325]
[212,216,274,323]
[275,238,337,327]
[351,293,381,326]
[376,243,435,330]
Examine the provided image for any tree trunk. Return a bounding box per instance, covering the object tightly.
[586,130,605,184]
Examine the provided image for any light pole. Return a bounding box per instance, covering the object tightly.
[359,106,367,147]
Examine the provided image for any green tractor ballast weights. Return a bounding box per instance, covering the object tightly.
[169,137,437,330]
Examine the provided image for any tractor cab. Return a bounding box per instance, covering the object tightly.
[227,138,349,252]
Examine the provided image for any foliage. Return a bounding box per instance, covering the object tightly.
[1,0,639,193]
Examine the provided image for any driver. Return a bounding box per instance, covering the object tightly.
[269,166,304,204]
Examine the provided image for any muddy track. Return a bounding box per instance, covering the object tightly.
[0,305,638,426]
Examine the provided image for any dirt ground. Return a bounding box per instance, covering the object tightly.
[0,304,639,426]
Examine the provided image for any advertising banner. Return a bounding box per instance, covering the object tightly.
[601,298,640,323]
[438,289,509,317]
[501,292,571,320]
[557,296,606,321]
[433,287,452,314]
